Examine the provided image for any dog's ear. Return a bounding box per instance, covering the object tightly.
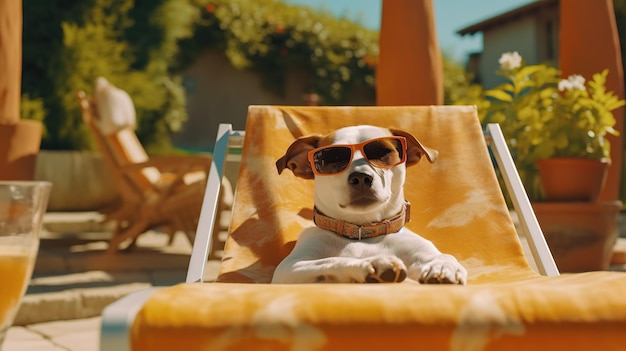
[390,128,438,166]
[276,135,322,179]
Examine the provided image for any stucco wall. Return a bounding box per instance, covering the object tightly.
[173,50,375,151]
[481,16,538,89]
[474,4,559,89]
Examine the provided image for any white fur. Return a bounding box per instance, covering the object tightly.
[272,126,468,284]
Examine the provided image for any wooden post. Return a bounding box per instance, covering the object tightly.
[559,0,625,202]
[0,0,42,180]
[0,0,22,124]
[377,0,443,106]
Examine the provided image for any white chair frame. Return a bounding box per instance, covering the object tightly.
[99,122,558,351]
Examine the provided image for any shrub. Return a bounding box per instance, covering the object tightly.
[22,0,198,152]
[175,0,379,104]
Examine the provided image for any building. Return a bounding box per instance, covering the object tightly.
[457,0,559,88]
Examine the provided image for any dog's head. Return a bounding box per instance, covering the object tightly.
[276,125,437,224]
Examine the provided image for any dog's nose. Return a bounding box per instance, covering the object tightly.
[348,172,373,191]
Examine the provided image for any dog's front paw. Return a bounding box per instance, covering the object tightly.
[363,255,407,283]
[418,254,467,285]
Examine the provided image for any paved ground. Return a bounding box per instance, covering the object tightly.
[3,212,225,351]
[2,211,626,351]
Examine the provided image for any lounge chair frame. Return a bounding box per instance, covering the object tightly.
[76,91,219,254]
[99,120,558,351]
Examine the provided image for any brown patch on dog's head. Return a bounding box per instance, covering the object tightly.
[276,134,335,179]
[389,128,438,166]
[373,137,404,167]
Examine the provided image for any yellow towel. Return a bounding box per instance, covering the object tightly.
[131,106,626,351]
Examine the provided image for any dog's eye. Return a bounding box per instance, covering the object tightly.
[329,160,349,172]
[314,147,351,174]
[364,140,403,167]
[366,147,392,160]
[364,142,394,160]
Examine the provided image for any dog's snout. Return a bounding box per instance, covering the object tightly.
[348,172,373,191]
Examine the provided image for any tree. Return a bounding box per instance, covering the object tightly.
[22,0,198,152]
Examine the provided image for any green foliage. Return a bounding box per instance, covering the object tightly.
[465,52,625,200]
[22,0,198,152]
[176,0,379,104]
[20,0,485,150]
[20,94,47,137]
[176,0,471,105]
[442,57,477,105]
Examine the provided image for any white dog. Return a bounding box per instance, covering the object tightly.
[272,125,467,285]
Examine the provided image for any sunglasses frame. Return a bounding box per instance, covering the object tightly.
[307,136,407,176]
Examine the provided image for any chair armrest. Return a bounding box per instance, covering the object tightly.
[101,287,161,351]
[119,155,212,199]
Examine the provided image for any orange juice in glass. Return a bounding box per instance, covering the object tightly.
[0,181,51,347]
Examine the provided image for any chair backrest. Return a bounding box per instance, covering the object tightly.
[102,130,162,187]
[76,91,160,200]
[216,105,539,284]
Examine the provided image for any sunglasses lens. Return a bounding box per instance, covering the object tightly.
[313,147,351,174]
[310,137,406,176]
[363,138,404,168]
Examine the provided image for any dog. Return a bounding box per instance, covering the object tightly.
[272,125,467,285]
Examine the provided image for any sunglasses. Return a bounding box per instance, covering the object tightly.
[308,136,407,176]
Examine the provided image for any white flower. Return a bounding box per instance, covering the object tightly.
[558,79,572,92]
[559,74,586,92]
[568,74,586,90]
[498,51,522,71]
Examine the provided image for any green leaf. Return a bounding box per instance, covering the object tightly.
[516,64,544,79]
[485,89,513,102]
[555,132,569,149]
[534,142,555,159]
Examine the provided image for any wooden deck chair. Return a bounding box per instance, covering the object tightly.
[101,106,626,350]
[76,90,231,254]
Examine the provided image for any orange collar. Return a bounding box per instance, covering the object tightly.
[313,201,411,240]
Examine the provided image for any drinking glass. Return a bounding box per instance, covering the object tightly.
[0,181,51,347]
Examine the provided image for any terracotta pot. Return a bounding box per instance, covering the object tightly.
[0,120,43,180]
[536,158,608,202]
[533,201,621,272]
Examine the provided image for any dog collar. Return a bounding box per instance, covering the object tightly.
[313,201,411,240]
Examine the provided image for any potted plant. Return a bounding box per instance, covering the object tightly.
[476,51,626,272]
[482,51,625,201]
